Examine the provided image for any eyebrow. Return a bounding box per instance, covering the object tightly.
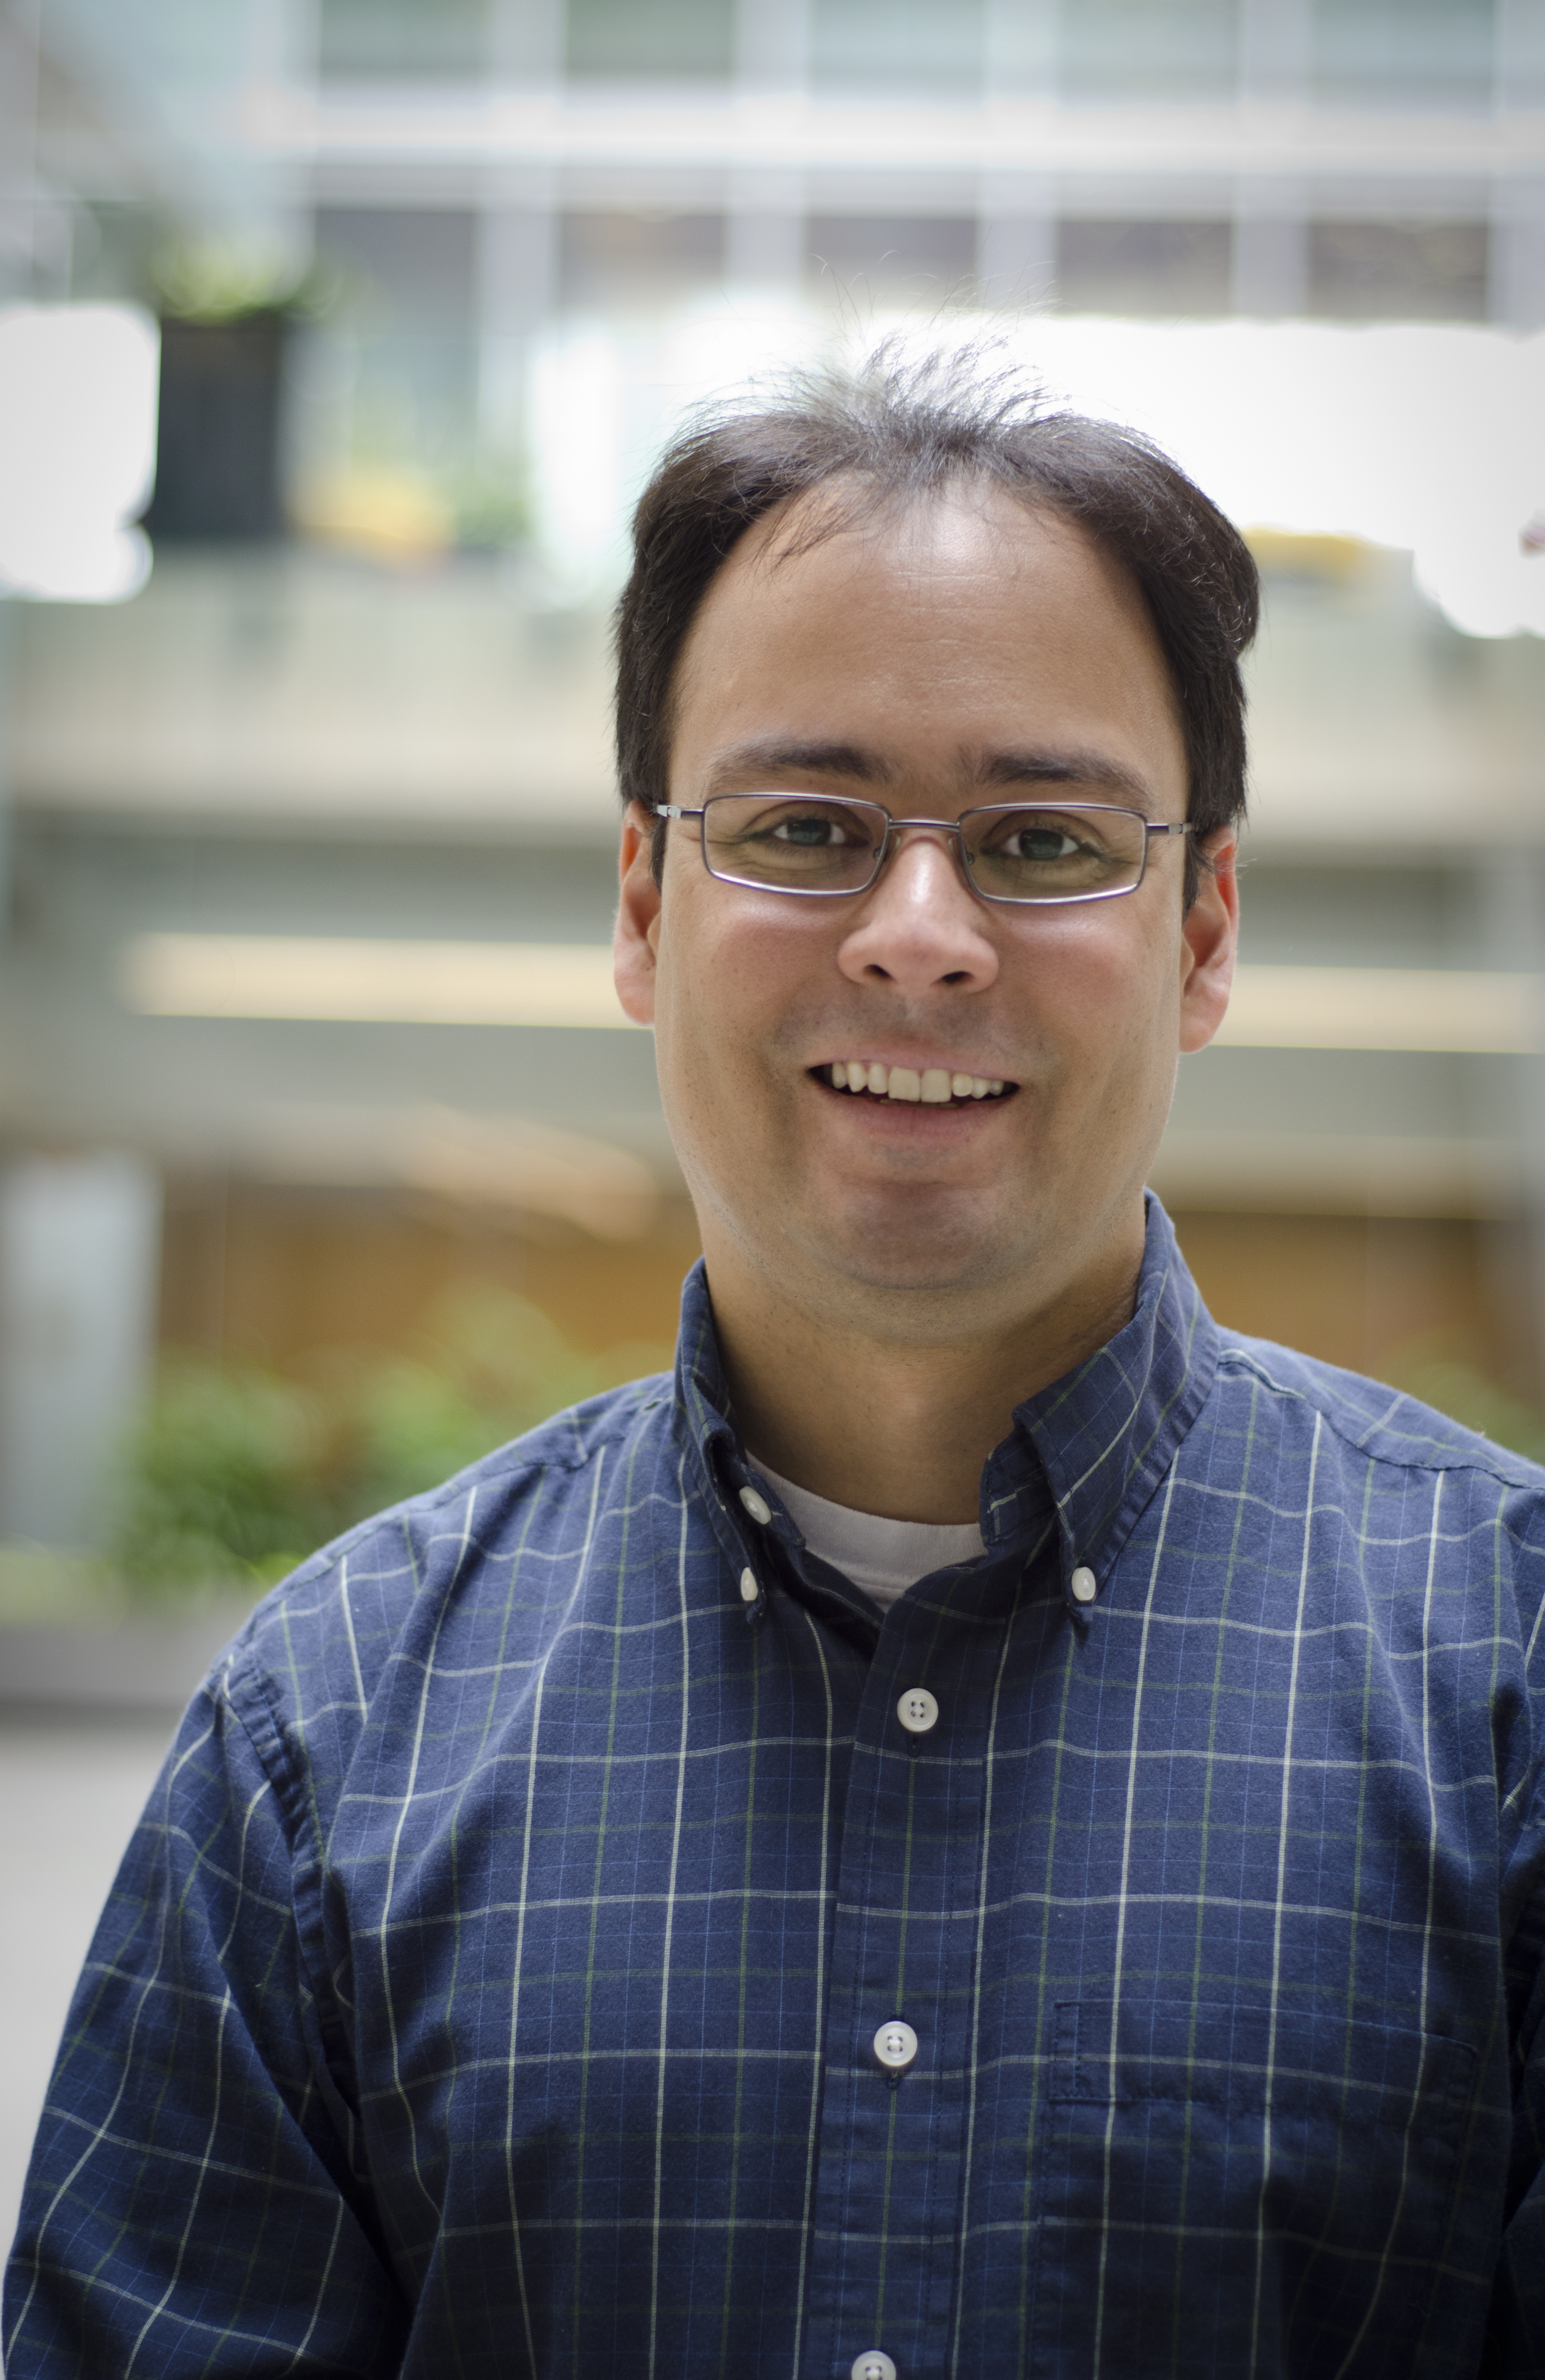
[973,747,1154,807]
[702,737,1155,810]
[702,738,897,793]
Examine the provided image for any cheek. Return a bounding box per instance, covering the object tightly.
[1025,921,1180,1101]
[1030,913,1173,1021]
[653,904,798,1122]
[667,903,822,1039]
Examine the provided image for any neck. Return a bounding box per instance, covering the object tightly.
[702,1211,1146,1525]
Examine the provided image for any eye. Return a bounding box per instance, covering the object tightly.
[976,807,1124,864]
[766,808,859,848]
[1001,824,1085,863]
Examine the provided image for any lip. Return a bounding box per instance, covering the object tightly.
[808,1082,1019,1144]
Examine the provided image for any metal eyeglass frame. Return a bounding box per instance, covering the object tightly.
[651,795,1196,907]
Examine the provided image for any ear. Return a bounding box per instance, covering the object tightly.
[614,801,663,1026]
[1177,828,1239,1055]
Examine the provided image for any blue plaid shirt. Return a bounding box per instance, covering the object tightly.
[8,1198,1545,2379]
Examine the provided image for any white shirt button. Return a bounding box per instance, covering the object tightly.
[739,1485,772,1525]
[738,1569,759,1603]
[873,2019,919,2074]
[897,1686,939,1734]
[1070,1565,1098,1605]
[852,2355,898,2380]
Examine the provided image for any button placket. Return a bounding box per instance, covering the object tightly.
[802,1607,996,2380]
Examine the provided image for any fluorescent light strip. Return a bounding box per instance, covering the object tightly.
[119,938,1544,1052]
[1213,965,1543,1053]
[121,935,637,1029]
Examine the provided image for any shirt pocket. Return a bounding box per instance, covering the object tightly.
[1030,1996,1477,2380]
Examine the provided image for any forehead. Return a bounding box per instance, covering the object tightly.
[668,482,1186,804]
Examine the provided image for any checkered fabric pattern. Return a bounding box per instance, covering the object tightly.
[7,1197,1545,2379]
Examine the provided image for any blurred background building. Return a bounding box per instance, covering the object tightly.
[0,0,1543,1588]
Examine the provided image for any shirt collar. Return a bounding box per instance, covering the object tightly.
[672,1191,1219,1615]
[994,1192,1220,1598]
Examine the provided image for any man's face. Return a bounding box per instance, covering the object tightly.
[616,482,1236,1339]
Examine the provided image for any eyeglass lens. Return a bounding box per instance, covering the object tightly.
[699,793,1151,904]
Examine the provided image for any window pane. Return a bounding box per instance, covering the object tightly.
[318,0,489,79]
[1057,0,1238,100]
[312,209,480,468]
[558,213,726,310]
[804,215,978,303]
[1307,221,1489,318]
[318,209,478,332]
[810,0,985,95]
[1311,0,1496,106]
[564,0,734,79]
[1055,220,1234,315]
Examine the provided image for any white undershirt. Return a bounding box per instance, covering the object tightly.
[748,1455,986,1612]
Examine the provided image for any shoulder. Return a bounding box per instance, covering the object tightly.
[1195,1338,1545,1733]
[1201,1337,1545,1841]
[214,1370,680,1756]
[1210,1328,1545,1496]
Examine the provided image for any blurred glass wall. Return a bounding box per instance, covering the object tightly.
[0,0,1542,1590]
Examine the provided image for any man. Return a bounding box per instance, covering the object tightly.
[7,353,1545,2378]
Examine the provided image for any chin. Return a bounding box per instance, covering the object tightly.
[804,1199,1037,1304]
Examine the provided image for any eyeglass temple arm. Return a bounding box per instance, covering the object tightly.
[652,805,702,820]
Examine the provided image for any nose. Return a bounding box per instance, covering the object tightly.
[835,825,1001,998]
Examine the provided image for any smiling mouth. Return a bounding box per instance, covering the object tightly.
[816,1061,1015,1106]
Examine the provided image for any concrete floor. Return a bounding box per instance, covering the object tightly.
[0,1716,173,2284]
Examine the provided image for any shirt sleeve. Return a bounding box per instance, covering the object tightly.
[2,1653,408,2378]
[1485,1505,1545,2380]
[1484,1797,1545,2373]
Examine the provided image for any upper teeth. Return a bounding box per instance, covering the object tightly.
[829,1062,1005,1102]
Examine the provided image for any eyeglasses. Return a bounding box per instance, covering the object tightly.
[652,793,1194,907]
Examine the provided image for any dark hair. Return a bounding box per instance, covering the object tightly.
[614,344,1259,891]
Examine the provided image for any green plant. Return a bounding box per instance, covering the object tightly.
[1387,1348,1545,1467]
[110,1290,670,1602]
[152,236,341,325]
[112,1364,337,1597]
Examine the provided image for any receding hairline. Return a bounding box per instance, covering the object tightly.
[663,468,1177,779]
[729,461,1097,576]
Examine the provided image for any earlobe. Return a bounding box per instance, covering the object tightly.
[1178,829,1239,1055]
[615,801,663,1026]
